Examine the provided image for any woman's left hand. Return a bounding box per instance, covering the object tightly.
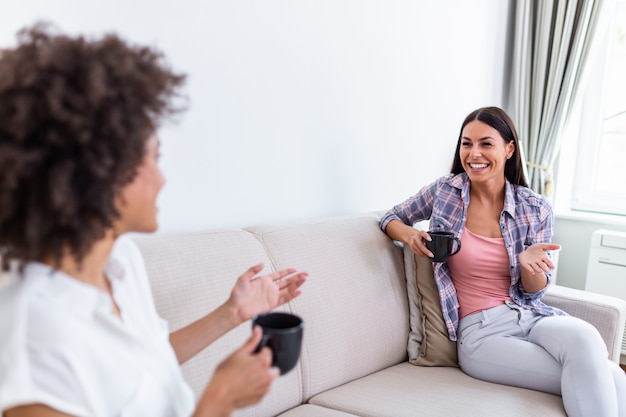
[518,243,561,275]
[226,263,307,323]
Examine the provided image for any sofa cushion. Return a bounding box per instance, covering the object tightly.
[309,362,566,417]
[404,245,458,366]
[134,229,303,417]
[247,213,409,400]
[277,404,358,417]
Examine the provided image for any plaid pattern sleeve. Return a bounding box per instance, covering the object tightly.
[379,179,441,231]
[506,184,566,317]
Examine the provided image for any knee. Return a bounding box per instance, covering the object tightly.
[535,317,608,361]
[609,362,626,391]
[557,319,607,359]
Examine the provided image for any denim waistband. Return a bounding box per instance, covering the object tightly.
[459,301,519,330]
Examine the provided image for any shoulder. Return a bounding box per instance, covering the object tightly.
[0,280,28,345]
[108,234,148,279]
[108,235,160,317]
[427,173,465,191]
[508,184,553,222]
[428,173,467,198]
[0,268,78,352]
[440,173,468,189]
[111,234,143,261]
[0,268,55,334]
[0,273,87,413]
[510,184,551,209]
[439,173,463,185]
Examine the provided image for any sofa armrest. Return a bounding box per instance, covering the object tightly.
[543,285,626,364]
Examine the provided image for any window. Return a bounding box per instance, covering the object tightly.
[570,0,626,215]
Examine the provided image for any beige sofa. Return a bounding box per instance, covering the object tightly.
[133,212,626,417]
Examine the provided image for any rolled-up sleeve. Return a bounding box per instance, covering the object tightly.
[379,180,439,232]
[516,197,555,301]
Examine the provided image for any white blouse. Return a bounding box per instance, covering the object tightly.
[0,236,195,417]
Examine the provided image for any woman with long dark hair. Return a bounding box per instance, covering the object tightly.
[380,106,625,416]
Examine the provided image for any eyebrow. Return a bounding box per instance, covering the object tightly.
[461,136,495,141]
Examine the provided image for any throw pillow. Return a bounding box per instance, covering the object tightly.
[403,244,458,367]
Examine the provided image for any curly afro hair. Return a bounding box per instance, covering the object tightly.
[0,23,186,270]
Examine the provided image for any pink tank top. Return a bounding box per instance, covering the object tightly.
[447,227,512,318]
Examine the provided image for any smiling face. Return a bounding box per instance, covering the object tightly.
[114,134,165,234]
[459,120,515,187]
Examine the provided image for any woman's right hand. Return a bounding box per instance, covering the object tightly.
[406,228,434,259]
[195,326,279,417]
[385,220,433,259]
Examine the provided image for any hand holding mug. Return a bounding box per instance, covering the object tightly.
[200,326,278,413]
[424,231,461,263]
[405,229,434,258]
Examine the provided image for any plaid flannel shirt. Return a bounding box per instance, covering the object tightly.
[380,173,566,341]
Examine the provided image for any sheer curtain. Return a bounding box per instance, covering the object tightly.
[507,0,614,195]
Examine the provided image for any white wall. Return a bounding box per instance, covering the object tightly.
[1,0,511,234]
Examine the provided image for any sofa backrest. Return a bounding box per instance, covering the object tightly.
[134,213,409,415]
[134,229,303,417]
[247,213,408,400]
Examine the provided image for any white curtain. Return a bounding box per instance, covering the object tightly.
[508,0,614,195]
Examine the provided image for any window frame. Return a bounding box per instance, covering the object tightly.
[569,0,626,216]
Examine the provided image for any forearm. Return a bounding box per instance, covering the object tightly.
[517,241,557,294]
[192,327,276,417]
[383,219,415,245]
[520,268,548,294]
[170,302,241,364]
[193,383,235,417]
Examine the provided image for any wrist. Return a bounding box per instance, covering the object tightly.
[220,299,244,329]
[196,381,235,417]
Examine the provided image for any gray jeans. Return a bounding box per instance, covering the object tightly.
[457,301,626,417]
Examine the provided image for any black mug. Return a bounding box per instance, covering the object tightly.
[425,231,461,263]
[252,312,303,375]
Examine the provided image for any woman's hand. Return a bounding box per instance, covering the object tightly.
[519,243,561,275]
[195,327,279,417]
[384,220,434,258]
[518,243,561,293]
[406,229,434,259]
[170,264,306,365]
[226,263,307,323]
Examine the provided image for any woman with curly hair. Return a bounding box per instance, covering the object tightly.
[0,23,307,417]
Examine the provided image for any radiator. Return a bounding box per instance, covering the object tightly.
[585,229,626,363]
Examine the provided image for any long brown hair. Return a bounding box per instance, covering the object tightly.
[450,106,527,187]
